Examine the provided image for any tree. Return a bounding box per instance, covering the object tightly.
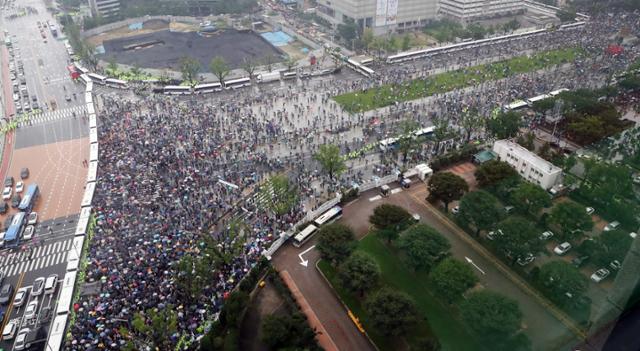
[369,204,413,244]
[510,182,551,217]
[107,57,118,73]
[129,65,142,77]
[261,313,318,349]
[427,172,468,212]
[516,132,535,151]
[220,291,249,327]
[316,223,357,265]
[338,252,380,296]
[474,160,518,188]
[209,56,230,84]
[179,56,200,84]
[536,261,588,307]
[261,315,290,349]
[460,291,529,350]
[398,224,450,271]
[397,120,419,164]
[401,34,411,51]
[430,258,478,303]
[486,111,522,139]
[556,9,577,22]
[548,202,593,241]
[337,18,358,47]
[362,28,374,51]
[314,144,346,180]
[132,305,178,349]
[493,217,543,265]
[460,107,484,143]
[240,57,258,81]
[593,229,632,267]
[263,54,276,72]
[411,337,442,351]
[175,254,209,299]
[458,190,502,235]
[502,19,520,32]
[284,56,298,72]
[365,288,417,337]
[260,174,299,216]
[538,142,553,161]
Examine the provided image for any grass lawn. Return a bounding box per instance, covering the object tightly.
[334,47,583,113]
[319,234,481,351]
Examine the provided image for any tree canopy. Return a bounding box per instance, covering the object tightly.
[260,174,299,216]
[209,56,230,84]
[510,182,552,217]
[427,172,469,211]
[316,223,357,265]
[369,203,414,239]
[429,258,478,303]
[536,261,588,307]
[493,217,543,264]
[398,224,450,271]
[486,111,522,139]
[593,229,632,267]
[338,252,380,296]
[314,144,346,180]
[458,190,502,235]
[548,202,593,241]
[474,160,518,188]
[365,288,418,336]
[179,56,200,83]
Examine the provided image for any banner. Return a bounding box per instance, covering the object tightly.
[375,0,388,27]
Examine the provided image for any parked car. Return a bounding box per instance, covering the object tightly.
[2,320,17,340]
[32,277,45,296]
[586,207,595,215]
[38,307,52,325]
[4,176,13,187]
[487,229,504,241]
[12,287,28,307]
[15,181,23,193]
[11,194,21,208]
[23,300,38,320]
[44,274,58,295]
[0,284,13,305]
[27,212,37,225]
[554,242,572,255]
[516,253,536,266]
[609,260,622,270]
[572,256,590,268]
[451,206,460,215]
[13,328,29,350]
[591,268,610,283]
[539,231,554,241]
[0,202,7,214]
[22,225,34,240]
[604,221,621,231]
[2,186,12,200]
[20,167,29,179]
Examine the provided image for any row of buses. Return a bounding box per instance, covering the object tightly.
[503,88,569,111]
[386,22,586,64]
[379,126,436,152]
[293,206,343,247]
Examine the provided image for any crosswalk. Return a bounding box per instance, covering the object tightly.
[18,105,87,127]
[0,239,72,277]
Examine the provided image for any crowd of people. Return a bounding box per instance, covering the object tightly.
[69,11,640,350]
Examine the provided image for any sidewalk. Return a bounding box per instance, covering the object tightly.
[0,39,16,183]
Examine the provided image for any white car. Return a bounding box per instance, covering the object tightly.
[451,206,460,215]
[604,221,620,231]
[585,207,595,215]
[486,229,503,241]
[2,186,12,200]
[15,181,24,193]
[516,253,536,266]
[1,321,17,340]
[591,268,610,283]
[24,299,38,320]
[32,277,45,296]
[22,225,34,240]
[44,274,58,295]
[13,328,29,350]
[12,287,28,307]
[539,231,554,241]
[554,242,572,255]
[27,212,37,225]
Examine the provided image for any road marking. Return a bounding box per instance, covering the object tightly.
[298,245,315,267]
[465,257,485,275]
[390,188,403,194]
[368,195,381,202]
[1,271,25,335]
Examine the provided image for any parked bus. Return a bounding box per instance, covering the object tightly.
[281,71,297,80]
[292,224,318,247]
[413,126,435,139]
[346,58,375,78]
[19,184,39,212]
[256,71,281,84]
[503,100,528,111]
[87,73,107,85]
[526,94,551,106]
[313,206,343,227]
[194,82,222,94]
[223,77,251,90]
[548,88,569,97]
[379,137,399,152]
[105,78,128,89]
[359,58,374,66]
[4,212,26,247]
[163,85,192,95]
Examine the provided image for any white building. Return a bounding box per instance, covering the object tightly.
[439,0,524,22]
[316,0,438,35]
[492,140,562,190]
[88,0,120,18]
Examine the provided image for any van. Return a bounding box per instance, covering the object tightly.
[44,274,58,295]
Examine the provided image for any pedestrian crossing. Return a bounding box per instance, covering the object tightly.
[18,105,87,127]
[0,239,72,277]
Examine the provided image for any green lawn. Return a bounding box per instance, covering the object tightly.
[319,234,481,351]
[334,47,583,113]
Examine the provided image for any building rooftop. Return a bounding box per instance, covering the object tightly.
[494,139,561,174]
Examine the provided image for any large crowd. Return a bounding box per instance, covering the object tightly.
[69,11,640,350]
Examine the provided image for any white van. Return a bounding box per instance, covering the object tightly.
[44,274,58,295]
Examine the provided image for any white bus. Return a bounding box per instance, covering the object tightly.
[256,71,281,83]
[105,78,128,89]
[224,77,251,89]
[379,137,399,152]
[526,94,551,106]
[313,206,343,227]
[194,82,223,94]
[87,73,107,85]
[347,58,375,78]
[79,74,91,85]
[163,85,192,95]
[281,71,297,80]
[413,126,435,138]
[548,88,569,97]
[359,58,374,66]
[504,100,528,111]
[293,224,318,247]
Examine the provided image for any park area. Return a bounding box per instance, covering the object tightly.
[334,47,583,113]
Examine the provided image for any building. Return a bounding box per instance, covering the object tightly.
[439,0,524,22]
[88,0,120,18]
[492,140,562,190]
[316,0,438,35]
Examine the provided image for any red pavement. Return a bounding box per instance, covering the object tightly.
[0,43,16,184]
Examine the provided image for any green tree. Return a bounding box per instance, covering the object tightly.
[398,224,450,271]
[220,291,249,327]
[369,204,413,244]
[430,258,478,303]
[179,56,200,84]
[536,261,588,307]
[314,144,346,180]
[260,174,299,216]
[401,34,411,51]
[410,337,442,351]
[284,56,298,72]
[175,254,209,299]
[397,120,419,164]
[317,223,357,265]
[263,54,276,72]
[427,172,469,211]
[337,18,358,47]
[556,9,577,22]
[493,217,543,265]
[261,313,318,350]
[365,288,417,336]
[474,160,518,187]
[516,132,535,151]
[338,252,380,296]
[593,229,632,267]
[548,202,593,241]
[209,56,230,84]
[362,28,374,51]
[460,291,529,350]
[510,182,551,217]
[460,107,484,143]
[107,57,118,74]
[458,190,502,235]
[486,111,522,139]
[132,305,178,349]
[129,65,142,77]
[240,57,258,81]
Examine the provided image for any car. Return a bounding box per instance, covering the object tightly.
[2,186,12,200]
[572,255,590,268]
[504,206,515,214]
[14,328,29,350]
[20,168,29,179]
[591,268,610,283]
[32,101,39,109]
[2,320,17,340]
[0,283,13,305]
[451,206,460,215]
[487,229,504,241]
[411,213,420,222]
[27,212,37,225]
[22,225,34,240]
[31,95,37,102]
[65,94,71,101]
[38,307,52,325]
[13,93,20,101]
[11,194,21,208]
[15,181,24,193]
[12,287,28,307]
[539,231,554,241]
[604,221,621,231]
[0,202,7,214]
[554,242,572,255]
[44,274,58,295]
[609,260,622,270]
[32,277,45,297]
[22,102,30,111]
[24,300,38,320]
[586,207,595,215]
[516,253,536,266]
[4,176,13,187]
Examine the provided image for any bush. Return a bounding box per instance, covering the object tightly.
[341,187,359,204]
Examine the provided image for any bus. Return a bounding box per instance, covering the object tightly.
[548,88,569,97]
[504,100,528,111]
[292,224,318,247]
[194,82,223,94]
[87,73,107,85]
[4,212,26,247]
[379,137,399,152]
[19,184,39,212]
[346,59,375,78]
[313,206,343,227]
[105,78,128,89]
[359,58,374,66]
[224,77,251,90]
[281,71,297,80]
[256,71,281,84]
[163,85,192,95]
[413,126,435,139]
[526,94,551,106]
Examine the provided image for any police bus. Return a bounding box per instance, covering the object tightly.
[313,206,343,227]
[292,224,318,247]
[18,184,39,212]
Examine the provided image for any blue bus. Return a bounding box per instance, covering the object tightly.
[4,212,26,247]
[18,184,39,212]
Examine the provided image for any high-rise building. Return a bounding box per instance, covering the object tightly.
[316,0,438,35]
[88,0,120,18]
[439,0,524,22]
